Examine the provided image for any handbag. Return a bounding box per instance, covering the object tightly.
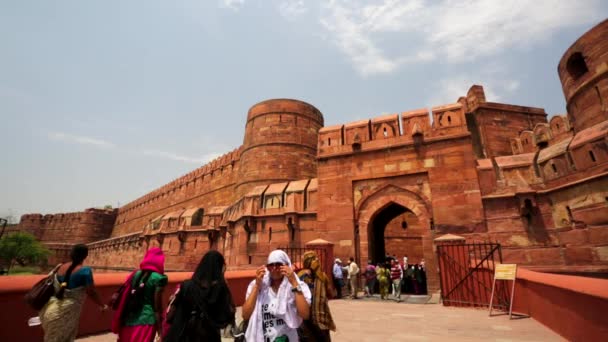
[24,264,62,311]
[232,319,248,342]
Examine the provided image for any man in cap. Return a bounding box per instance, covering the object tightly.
[332,258,344,299]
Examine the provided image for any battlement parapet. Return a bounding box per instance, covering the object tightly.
[318,103,469,158]
[119,147,242,215]
[480,117,608,197]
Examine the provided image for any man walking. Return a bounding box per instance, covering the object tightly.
[390,259,403,302]
[332,258,344,299]
[347,257,360,299]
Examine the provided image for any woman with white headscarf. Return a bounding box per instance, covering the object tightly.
[242,250,311,342]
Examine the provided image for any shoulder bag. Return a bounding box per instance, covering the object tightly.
[24,263,62,311]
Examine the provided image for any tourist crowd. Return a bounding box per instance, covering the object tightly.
[29,245,425,341]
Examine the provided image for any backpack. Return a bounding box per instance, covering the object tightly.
[123,271,152,318]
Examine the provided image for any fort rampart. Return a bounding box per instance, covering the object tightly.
[9,20,608,284]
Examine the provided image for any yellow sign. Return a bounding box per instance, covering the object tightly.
[495,264,517,280]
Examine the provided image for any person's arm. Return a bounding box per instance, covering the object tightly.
[84,268,108,311]
[242,266,265,320]
[85,286,107,310]
[282,266,310,320]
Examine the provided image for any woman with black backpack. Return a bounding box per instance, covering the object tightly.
[114,247,167,341]
[163,250,235,342]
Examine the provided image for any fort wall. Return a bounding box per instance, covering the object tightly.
[236,99,324,197]
[558,19,608,133]
[10,20,608,279]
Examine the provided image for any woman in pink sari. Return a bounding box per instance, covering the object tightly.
[115,247,167,341]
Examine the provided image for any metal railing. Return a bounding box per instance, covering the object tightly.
[437,242,510,309]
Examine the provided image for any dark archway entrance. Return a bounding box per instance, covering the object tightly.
[369,202,407,263]
[355,185,438,293]
[368,202,424,264]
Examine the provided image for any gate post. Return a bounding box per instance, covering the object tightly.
[434,234,466,306]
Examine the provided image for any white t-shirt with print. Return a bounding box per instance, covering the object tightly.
[246,280,311,342]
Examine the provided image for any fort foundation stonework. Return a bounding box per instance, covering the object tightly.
[12,20,608,292]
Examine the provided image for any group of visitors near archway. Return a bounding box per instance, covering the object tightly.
[332,254,427,302]
[32,244,341,342]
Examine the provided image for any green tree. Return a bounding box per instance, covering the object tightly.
[0,232,49,273]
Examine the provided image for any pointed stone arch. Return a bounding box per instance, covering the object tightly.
[353,184,439,292]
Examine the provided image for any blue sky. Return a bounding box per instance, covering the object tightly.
[1,1,607,222]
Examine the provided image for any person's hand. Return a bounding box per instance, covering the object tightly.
[255,266,266,288]
[280,265,297,286]
[99,304,109,312]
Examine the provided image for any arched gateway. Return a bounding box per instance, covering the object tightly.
[355,185,439,293]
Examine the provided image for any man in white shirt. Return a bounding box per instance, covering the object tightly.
[332,258,344,299]
[347,257,360,299]
[242,250,311,342]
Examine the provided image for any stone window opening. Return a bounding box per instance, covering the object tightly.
[566,206,573,224]
[401,220,408,230]
[551,163,558,173]
[328,137,331,146]
[288,218,295,241]
[597,86,606,111]
[383,127,388,137]
[248,255,252,264]
[522,198,534,228]
[269,227,272,242]
[556,123,560,130]
[447,115,452,124]
[566,52,588,80]
[589,150,596,162]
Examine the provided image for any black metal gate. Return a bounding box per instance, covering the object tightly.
[436,242,510,309]
[279,246,328,274]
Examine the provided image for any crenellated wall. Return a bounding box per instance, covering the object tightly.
[112,148,242,236]
[16,208,116,244]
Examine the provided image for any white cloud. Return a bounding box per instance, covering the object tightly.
[220,0,245,11]
[278,0,308,20]
[321,0,605,76]
[48,132,115,148]
[143,149,222,164]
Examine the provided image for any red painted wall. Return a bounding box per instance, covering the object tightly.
[0,270,255,341]
[512,268,608,341]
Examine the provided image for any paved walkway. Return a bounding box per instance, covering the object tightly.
[78,296,563,341]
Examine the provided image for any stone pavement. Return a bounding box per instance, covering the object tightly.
[78,295,563,342]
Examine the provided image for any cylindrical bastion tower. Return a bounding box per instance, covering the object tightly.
[558,19,608,133]
[235,99,324,197]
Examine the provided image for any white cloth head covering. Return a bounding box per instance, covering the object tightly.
[245,249,311,342]
[267,250,291,266]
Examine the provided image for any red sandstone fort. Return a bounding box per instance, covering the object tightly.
[11,20,608,293]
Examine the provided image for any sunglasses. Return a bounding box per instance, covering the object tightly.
[266,263,285,269]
